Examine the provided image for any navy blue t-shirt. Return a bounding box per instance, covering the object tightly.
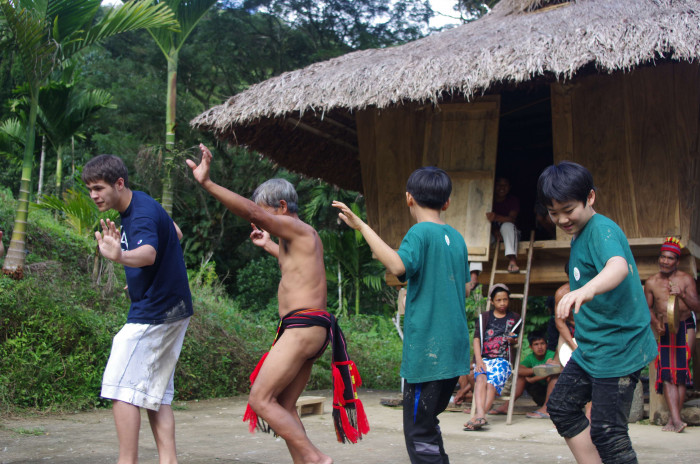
[120,191,193,324]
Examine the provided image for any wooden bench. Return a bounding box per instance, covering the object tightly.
[296,396,325,416]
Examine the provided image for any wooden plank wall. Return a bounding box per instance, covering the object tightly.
[551,61,700,248]
[356,105,425,248]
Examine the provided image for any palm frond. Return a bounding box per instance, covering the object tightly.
[66,0,179,57]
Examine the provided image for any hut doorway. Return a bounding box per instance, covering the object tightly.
[495,84,554,240]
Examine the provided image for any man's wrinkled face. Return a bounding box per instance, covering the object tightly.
[658,251,679,274]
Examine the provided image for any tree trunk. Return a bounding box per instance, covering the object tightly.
[3,88,39,276]
[37,135,46,199]
[55,144,65,195]
[161,48,178,215]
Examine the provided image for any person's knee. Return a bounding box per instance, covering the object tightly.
[590,424,636,463]
[547,397,588,438]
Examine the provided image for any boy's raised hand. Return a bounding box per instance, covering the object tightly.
[95,219,122,262]
[332,201,365,230]
[186,143,213,186]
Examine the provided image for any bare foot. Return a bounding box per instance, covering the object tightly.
[661,422,674,432]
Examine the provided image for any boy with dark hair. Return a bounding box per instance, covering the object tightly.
[189,145,366,464]
[333,166,470,464]
[83,154,192,464]
[468,283,520,430]
[538,161,657,464]
[490,331,559,419]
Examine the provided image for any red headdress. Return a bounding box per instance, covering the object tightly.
[660,237,682,257]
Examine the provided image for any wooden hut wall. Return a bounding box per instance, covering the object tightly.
[356,105,426,249]
[357,98,500,259]
[551,61,700,255]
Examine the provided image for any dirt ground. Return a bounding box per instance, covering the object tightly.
[1,389,698,463]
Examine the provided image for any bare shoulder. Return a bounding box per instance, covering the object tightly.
[644,272,663,289]
[676,270,697,287]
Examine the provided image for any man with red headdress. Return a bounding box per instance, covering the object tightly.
[644,237,700,432]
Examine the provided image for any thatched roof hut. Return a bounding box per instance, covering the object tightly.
[193,0,700,288]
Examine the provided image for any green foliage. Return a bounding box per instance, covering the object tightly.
[233,254,281,312]
[34,182,119,236]
[306,314,402,390]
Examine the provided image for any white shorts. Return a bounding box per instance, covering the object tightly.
[101,317,190,411]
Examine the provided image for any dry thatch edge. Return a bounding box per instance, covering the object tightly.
[191,0,700,131]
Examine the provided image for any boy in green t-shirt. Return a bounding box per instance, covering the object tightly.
[333,166,470,464]
[491,331,559,419]
[537,161,657,464]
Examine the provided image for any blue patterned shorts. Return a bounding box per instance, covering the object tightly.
[474,357,512,395]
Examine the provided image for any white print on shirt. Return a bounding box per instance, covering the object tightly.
[121,231,128,251]
[445,234,450,246]
[573,267,581,281]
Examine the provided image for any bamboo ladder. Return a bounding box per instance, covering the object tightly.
[470,230,536,426]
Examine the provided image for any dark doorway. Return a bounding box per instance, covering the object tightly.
[495,84,555,240]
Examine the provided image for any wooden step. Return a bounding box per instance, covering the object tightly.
[494,270,527,275]
[295,396,325,416]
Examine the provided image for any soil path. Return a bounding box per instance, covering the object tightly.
[1,390,697,463]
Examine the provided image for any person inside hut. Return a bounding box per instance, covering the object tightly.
[644,237,700,433]
[467,283,521,431]
[535,201,557,240]
[469,177,521,290]
[333,166,470,463]
[489,331,560,419]
[538,161,657,464]
[188,144,367,464]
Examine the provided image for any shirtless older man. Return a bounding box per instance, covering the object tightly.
[187,144,365,464]
[644,237,700,433]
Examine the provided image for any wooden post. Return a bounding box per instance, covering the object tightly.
[648,359,669,424]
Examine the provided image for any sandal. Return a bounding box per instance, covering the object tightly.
[463,417,488,431]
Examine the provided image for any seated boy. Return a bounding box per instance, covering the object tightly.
[490,331,559,419]
[333,166,470,463]
[539,161,657,464]
[466,283,520,431]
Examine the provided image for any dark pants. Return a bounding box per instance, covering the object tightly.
[547,359,641,464]
[403,377,457,464]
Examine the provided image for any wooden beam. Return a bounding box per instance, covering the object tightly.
[321,116,357,136]
[286,118,358,152]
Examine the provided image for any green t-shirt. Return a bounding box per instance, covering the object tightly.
[568,214,657,377]
[521,349,556,385]
[397,222,470,383]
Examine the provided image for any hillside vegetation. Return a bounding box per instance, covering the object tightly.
[0,188,403,413]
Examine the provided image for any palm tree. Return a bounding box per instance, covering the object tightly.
[147,0,217,215]
[37,75,116,195]
[0,0,178,276]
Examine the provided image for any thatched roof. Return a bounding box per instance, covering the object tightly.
[192,0,700,191]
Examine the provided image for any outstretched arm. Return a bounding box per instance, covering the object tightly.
[95,219,156,268]
[332,201,405,276]
[556,256,628,319]
[187,144,301,241]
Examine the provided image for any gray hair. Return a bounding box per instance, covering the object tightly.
[251,178,298,213]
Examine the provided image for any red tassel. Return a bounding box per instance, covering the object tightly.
[243,404,258,433]
[243,352,269,433]
[349,361,363,389]
[355,399,370,435]
[338,405,359,443]
[332,364,345,405]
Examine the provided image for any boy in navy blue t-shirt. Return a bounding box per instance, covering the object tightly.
[84,155,192,463]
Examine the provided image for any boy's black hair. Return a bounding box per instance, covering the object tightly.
[82,154,129,188]
[537,161,594,207]
[406,166,452,210]
[527,331,546,345]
